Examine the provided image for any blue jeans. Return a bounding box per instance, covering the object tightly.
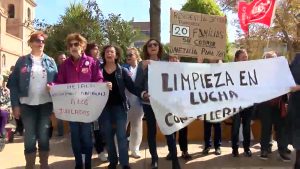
[204,121,221,149]
[100,105,129,166]
[20,103,53,154]
[69,122,93,169]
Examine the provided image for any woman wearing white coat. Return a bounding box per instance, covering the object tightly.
[124,47,144,158]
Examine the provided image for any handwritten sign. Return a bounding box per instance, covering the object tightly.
[148,57,295,134]
[169,9,227,59]
[50,82,109,123]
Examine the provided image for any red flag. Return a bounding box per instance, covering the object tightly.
[238,0,276,33]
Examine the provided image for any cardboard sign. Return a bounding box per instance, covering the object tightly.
[50,82,109,123]
[169,10,227,60]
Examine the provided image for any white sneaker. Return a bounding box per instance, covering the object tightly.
[98,152,108,162]
[130,151,141,159]
[82,154,85,164]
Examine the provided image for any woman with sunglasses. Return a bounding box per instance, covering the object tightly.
[135,39,181,169]
[124,47,144,159]
[7,31,57,169]
[55,33,111,169]
[99,45,137,169]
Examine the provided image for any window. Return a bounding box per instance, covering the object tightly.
[27,8,31,20]
[8,4,15,18]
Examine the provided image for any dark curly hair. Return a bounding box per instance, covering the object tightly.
[142,38,163,60]
[101,45,122,65]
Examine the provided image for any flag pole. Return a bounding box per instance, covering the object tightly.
[266,27,271,49]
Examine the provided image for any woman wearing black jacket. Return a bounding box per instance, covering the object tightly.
[99,45,136,169]
[135,39,181,169]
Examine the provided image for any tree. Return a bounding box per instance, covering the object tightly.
[182,0,223,16]
[37,0,143,62]
[149,0,161,41]
[42,2,106,58]
[181,0,233,62]
[104,14,146,61]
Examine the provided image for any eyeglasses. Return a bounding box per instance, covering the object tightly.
[33,39,45,44]
[147,43,158,48]
[69,42,80,48]
[126,53,133,57]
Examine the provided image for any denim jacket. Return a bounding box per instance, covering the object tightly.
[7,54,58,107]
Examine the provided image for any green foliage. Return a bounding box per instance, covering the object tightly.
[37,0,143,63]
[182,0,224,16]
[104,14,147,62]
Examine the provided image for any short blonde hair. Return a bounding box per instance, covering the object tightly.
[66,33,87,50]
[127,47,142,62]
[263,51,277,59]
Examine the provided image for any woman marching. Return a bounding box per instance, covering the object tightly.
[135,39,181,169]
[55,33,111,169]
[7,31,57,169]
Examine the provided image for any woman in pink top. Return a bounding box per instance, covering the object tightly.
[56,33,110,169]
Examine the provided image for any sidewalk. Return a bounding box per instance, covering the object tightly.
[0,134,295,169]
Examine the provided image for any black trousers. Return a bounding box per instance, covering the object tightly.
[231,107,252,150]
[204,121,221,149]
[143,104,178,161]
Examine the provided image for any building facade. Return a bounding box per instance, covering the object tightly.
[0,0,36,73]
[132,22,150,49]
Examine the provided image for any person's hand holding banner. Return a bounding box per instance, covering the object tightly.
[50,82,109,123]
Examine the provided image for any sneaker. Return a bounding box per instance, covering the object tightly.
[278,152,291,162]
[165,153,172,160]
[232,149,239,157]
[260,151,268,160]
[98,152,108,162]
[215,148,221,155]
[151,160,158,169]
[130,151,141,159]
[244,149,252,157]
[202,147,211,155]
[181,151,192,160]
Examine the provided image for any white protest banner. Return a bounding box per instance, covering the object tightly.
[50,82,109,123]
[148,57,296,135]
[169,9,227,60]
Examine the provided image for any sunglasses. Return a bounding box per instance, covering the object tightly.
[147,43,158,48]
[33,39,45,44]
[126,53,133,57]
[69,42,80,48]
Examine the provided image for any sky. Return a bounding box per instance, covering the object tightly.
[35,0,237,43]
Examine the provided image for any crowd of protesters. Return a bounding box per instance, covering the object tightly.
[1,31,300,169]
